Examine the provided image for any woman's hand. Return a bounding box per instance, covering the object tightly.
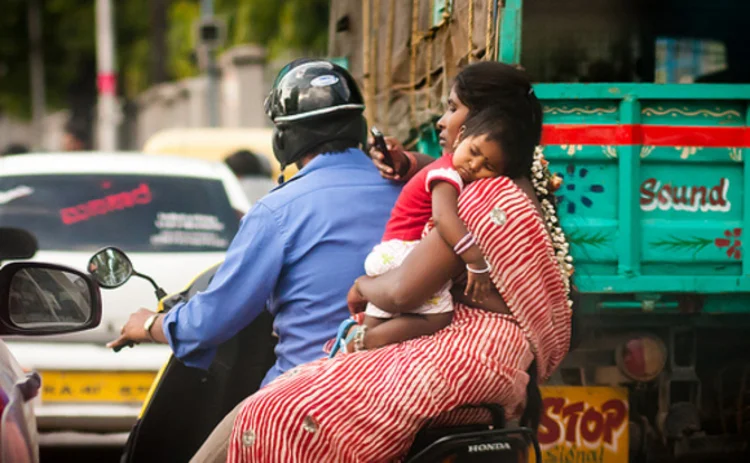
[465,272,492,303]
[368,135,410,180]
[347,278,369,315]
[107,308,158,349]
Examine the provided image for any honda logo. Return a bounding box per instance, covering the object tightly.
[467,442,512,453]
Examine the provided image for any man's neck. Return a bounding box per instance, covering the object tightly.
[296,153,317,170]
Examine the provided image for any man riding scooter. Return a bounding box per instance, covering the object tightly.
[109,59,401,459]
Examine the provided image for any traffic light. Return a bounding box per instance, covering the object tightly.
[196,17,225,51]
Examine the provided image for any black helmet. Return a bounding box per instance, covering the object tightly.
[265,59,367,180]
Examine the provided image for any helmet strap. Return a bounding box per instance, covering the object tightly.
[272,113,367,177]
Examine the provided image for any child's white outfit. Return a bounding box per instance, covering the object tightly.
[364,154,463,319]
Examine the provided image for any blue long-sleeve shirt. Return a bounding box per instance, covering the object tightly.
[161,149,401,386]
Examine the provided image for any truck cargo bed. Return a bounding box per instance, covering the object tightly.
[539,83,750,294]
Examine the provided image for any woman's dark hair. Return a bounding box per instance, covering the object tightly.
[457,63,575,404]
[454,62,542,179]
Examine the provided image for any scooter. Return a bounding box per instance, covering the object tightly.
[88,246,542,463]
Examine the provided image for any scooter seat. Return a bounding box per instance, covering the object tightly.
[404,403,539,463]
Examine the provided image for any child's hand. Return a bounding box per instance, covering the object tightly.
[465,271,492,303]
[347,278,369,315]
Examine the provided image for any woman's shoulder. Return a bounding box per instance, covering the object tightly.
[458,176,539,227]
[461,176,523,202]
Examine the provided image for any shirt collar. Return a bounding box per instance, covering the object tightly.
[273,148,370,190]
[298,148,371,175]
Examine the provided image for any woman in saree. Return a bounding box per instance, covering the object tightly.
[215,61,574,462]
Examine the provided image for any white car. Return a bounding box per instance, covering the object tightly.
[0,153,249,443]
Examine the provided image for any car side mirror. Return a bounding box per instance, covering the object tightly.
[0,227,38,263]
[88,247,134,289]
[0,262,102,336]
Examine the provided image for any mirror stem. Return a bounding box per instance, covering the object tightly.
[155,287,168,300]
[133,271,168,301]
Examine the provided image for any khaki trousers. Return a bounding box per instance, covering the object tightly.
[190,401,243,463]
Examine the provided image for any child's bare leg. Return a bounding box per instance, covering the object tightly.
[342,315,389,352]
[363,314,388,330]
[364,312,453,350]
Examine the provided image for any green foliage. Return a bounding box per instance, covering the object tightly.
[0,1,31,117]
[117,0,151,98]
[167,1,202,80]
[219,0,282,46]
[149,0,330,87]
[0,0,97,117]
[0,0,329,119]
[272,1,329,55]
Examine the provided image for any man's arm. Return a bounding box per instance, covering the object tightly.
[160,203,285,369]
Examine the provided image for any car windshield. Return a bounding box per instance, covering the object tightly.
[0,174,240,252]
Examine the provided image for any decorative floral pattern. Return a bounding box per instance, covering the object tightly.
[642,106,741,119]
[675,146,701,160]
[543,105,617,116]
[602,146,618,159]
[651,235,713,257]
[648,229,743,260]
[489,207,506,226]
[640,146,656,159]
[715,228,742,260]
[556,164,605,214]
[561,144,583,156]
[566,230,610,249]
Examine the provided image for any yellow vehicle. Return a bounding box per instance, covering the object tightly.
[141,127,299,181]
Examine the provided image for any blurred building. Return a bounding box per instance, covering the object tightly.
[0,44,274,153]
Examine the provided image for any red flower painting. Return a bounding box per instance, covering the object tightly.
[715,228,742,260]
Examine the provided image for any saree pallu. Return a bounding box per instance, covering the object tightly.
[227,176,572,462]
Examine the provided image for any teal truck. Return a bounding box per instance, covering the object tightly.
[329,0,750,460]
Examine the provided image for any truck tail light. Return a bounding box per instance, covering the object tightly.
[615,335,667,382]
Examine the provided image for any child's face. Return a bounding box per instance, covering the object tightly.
[452,134,505,183]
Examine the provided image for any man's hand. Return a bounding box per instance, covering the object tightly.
[347,278,369,315]
[107,308,160,350]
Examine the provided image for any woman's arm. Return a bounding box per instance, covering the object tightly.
[354,228,511,317]
[410,152,438,175]
[450,285,510,315]
[431,183,488,270]
[432,183,493,302]
[356,231,461,313]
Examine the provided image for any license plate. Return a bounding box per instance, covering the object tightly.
[40,371,156,403]
[536,386,629,463]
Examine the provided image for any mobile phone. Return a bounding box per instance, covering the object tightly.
[370,127,393,168]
